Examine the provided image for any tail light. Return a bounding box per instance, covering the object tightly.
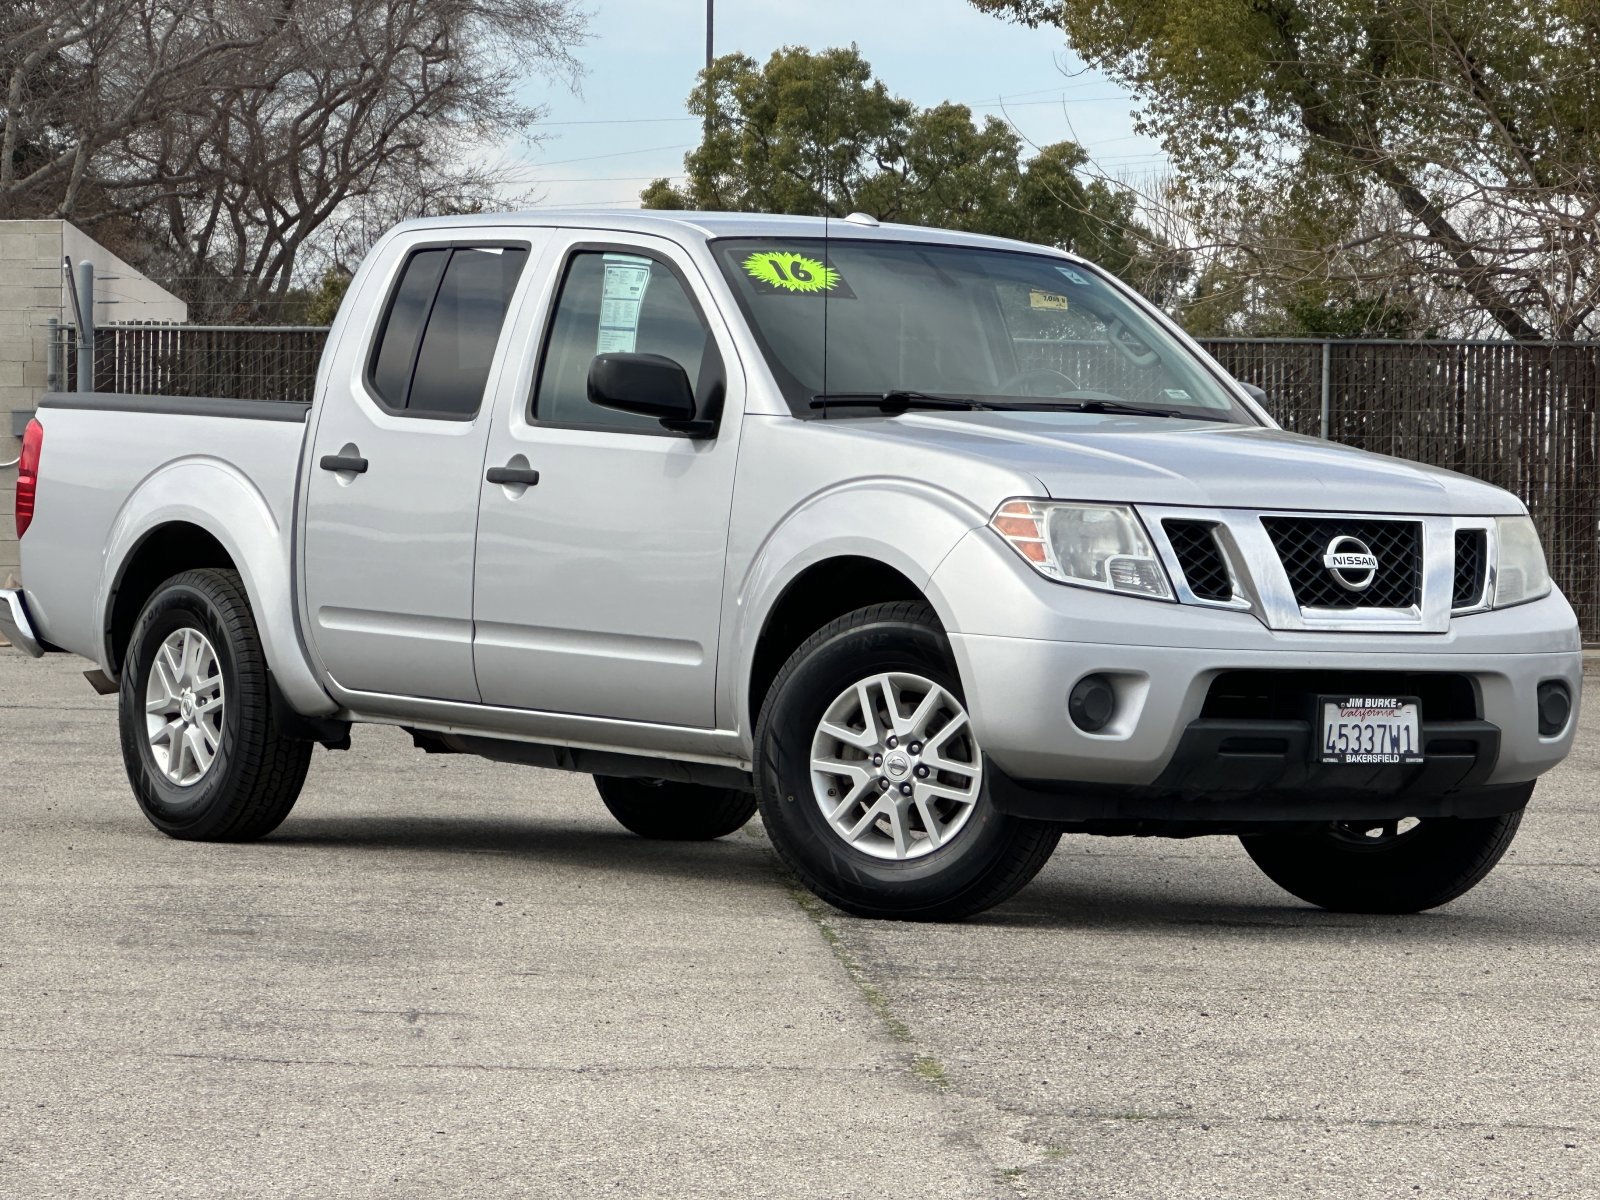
[15,418,42,539]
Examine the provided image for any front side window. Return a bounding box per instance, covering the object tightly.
[533,251,718,431]
[367,244,528,418]
[713,238,1255,423]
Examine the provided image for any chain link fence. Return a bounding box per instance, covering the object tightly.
[52,324,1600,640]
[1208,338,1600,642]
[60,323,329,402]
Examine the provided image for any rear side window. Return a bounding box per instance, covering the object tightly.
[367,245,528,418]
[533,252,717,431]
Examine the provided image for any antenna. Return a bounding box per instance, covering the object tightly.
[821,85,831,417]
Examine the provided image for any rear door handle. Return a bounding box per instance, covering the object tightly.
[486,466,541,486]
[320,454,369,474]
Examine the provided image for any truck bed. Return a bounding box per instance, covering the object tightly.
[20,392,310,670]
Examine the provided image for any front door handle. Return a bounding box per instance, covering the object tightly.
[320,454,368,474]
[486,465,541,487]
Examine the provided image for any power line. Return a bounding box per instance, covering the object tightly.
[529,86,1135,131]
[971,95,1130,108]
[539,116,698,127]
[534,174,688,184]
[516,142,698,169]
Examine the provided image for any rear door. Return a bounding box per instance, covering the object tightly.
[471,233,744,726]
[302,229,546,701]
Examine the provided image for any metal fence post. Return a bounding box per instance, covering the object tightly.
[45,317,62,393]
[75,260,95,392]
[1319,340,1331,439]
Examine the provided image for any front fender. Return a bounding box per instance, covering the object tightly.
[720,477,989,740]
[100,458,336,716]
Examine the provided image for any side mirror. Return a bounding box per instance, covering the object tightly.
[1236,380,1269,407]
[589,353,709,433]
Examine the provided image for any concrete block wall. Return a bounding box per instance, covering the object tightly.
[0,221,65,584]
[0,221,186,585]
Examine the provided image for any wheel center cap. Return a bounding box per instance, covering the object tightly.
[884,752,911,780]
[179,690,196,722]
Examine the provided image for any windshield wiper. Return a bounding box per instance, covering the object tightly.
[810,390,995,412]
[810,390,999,413]
[810,391,1230,422]
[1008,397,1231,422]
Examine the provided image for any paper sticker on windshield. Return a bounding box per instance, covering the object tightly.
[1163,389,1192,402]
[1056,267,1092,286]
[743,251,842,294]
[1030,289,1069,311]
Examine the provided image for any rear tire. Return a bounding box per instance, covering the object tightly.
[755,602,1060,921]
[1240,809,1525,914]
[595,776,757,841]
[118,568,312,841]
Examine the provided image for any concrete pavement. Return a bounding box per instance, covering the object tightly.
[1,650,1594,1197]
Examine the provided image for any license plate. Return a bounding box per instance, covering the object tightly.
[1318,695,1424,765]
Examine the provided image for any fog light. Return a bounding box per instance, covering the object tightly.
[1069,675,1116,733]
[1536,681,1572,737]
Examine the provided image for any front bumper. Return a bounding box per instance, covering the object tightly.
[932,530,1583,799]
[0,588,46,658]
[985,723,1534,828]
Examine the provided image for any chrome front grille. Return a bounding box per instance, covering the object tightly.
[1145,507,1488,634]
[1260,516,1423,611]
[1163,519,1233,602]
[1452,529,1489,610]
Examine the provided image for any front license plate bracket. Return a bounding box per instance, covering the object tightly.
[1317,695,1424,765]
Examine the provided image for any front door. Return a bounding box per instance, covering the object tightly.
[302,230,544,701]
[472,235,743,727]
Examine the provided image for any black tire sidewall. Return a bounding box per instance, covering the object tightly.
[1241,811,1523,913]
[119,578,249,837]
[756,611,1024,912]
[596,776,757,840]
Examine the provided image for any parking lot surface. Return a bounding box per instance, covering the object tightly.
[2,650,1595,1198]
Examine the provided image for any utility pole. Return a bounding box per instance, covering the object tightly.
[704,0,715,144]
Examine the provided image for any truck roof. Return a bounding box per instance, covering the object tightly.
[385,208,1088,261]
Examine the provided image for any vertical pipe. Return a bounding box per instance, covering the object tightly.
[75,261,95,393]
[704,0,715,145]
[45,317,62,393]
[1319,339,1331,439]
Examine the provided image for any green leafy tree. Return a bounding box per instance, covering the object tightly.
[643,47,1175,298]
[971,0,1600,340]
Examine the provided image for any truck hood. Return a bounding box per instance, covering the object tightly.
[886,412,1525,515]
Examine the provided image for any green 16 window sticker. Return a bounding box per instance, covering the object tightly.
[743,251,841,293]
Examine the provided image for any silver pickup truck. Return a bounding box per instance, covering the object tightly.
[1,211,1582,920]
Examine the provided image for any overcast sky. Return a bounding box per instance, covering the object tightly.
[507,0,1167,210]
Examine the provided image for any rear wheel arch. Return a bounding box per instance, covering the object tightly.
[747,556,938,733]
[107,522,235,674]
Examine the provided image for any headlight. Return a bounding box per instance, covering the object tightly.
[991,500,1174,600]
[1493,515,1552,607]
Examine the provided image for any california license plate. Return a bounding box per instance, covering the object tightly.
[1318,696,1424,765]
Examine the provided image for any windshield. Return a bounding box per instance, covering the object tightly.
[713,238,1254,423]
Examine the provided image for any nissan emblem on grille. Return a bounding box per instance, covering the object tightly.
[1323,535,1379,592]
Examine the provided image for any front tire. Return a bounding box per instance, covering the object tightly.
[118,568,312,841]
[1240,809,1525,914]
[595,776,757,841]
[755,602,1060,921]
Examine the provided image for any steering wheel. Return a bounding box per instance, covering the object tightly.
[1105,316,1160,367]
[999,366,1081,397]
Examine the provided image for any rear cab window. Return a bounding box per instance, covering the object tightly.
[367,244,529,420]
